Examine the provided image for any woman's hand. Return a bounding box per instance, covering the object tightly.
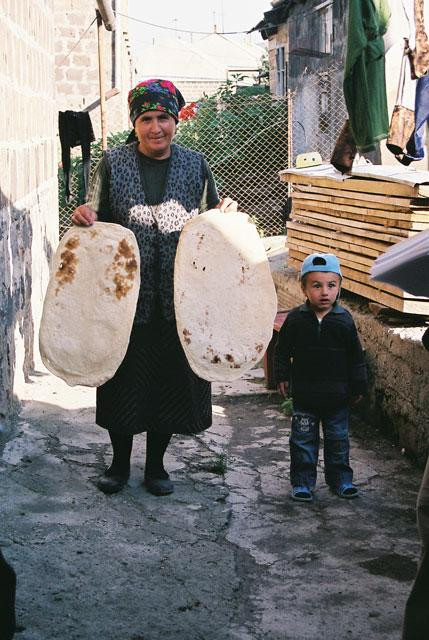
[71,205,98,226]
[217,197,238,213]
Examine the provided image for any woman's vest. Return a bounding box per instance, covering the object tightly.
[106,142,205,323]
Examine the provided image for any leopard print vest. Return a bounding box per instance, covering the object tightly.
[106,142,205,323]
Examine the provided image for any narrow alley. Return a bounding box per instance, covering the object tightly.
[0,369,421,640]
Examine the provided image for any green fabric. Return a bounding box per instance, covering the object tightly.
[343,0,390,153]
[87,151,219,220]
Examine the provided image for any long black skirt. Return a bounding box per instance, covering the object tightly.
[96,317,212,435]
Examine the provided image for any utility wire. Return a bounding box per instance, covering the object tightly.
[58,16,97,66]
[114,10,248,35]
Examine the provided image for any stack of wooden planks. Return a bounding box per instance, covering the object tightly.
[279,169,429,314]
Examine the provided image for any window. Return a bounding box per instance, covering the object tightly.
[319,4,333,54]
[276,46,287,96]
[289,1,333,57]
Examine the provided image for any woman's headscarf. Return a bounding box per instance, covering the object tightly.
[128,79,186,125]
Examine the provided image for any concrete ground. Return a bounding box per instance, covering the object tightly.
[0,368,423,640]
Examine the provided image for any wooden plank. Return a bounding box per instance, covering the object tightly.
[287,227,381,258]
[286,238,375,269]
[292,197,429,225]
[292,209,412,240]
[288,256,429,314]
[418,185,429,197]
[292,200,420,232]
[288,253,425,302]
[279,171,421,197]
[287,220,393,253]
[288,247,404,295]
[293,184,429,210]
[289,244,371,274]
[288,246,368,276]
[291,189,414,213]
[289,246,409,297]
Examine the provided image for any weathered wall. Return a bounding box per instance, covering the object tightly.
[0,0,58,421]
[266,0,348,160]
[54,0,133,138]
[266,0,429,167]
[272,265,429,465]
[286,0,347,83]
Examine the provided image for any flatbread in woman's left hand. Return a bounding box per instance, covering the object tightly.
[174,210,277,382]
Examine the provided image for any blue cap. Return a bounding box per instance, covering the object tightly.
[300,253,342,279]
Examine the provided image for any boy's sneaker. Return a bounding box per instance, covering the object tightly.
[291,486,313,502]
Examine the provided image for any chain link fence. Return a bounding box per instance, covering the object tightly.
[58,68,347,239]
[58,87,290,239]
[290,61,347,165]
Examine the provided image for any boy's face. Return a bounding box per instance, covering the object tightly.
[301,271,341,313]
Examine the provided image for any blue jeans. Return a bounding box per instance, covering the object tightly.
[290,405,353,491]
[402,75,429,164]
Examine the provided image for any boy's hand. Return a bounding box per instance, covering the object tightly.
[350,394,363,406]
[277,381,289,398]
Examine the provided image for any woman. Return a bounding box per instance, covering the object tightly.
[72,78,237,496]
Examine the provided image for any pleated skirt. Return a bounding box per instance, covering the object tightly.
[96,317,212,435]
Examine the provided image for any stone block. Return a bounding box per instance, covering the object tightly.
[56,53,68,66]
[72,53,91,67]
[66,67,83,81]
[67,13,87,26]
[56,82,74,95]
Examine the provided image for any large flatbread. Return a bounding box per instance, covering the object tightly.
[39,222,140,386]
[174,210,277,381]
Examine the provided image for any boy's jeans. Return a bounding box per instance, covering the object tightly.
[290,405,353,491]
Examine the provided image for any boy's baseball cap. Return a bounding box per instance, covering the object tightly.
[300,253,342,279]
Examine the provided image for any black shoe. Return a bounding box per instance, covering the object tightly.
[97,471,128,494]
[144,475,174,496]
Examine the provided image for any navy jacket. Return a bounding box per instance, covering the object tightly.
[274,302,367,410]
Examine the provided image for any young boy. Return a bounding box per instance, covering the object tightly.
[274,252,367,503]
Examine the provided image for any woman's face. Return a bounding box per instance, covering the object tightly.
[134,111,176,159]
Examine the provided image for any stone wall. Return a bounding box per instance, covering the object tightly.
[0,0,58,421]
[54,0,133,139]
[272,264,429,465]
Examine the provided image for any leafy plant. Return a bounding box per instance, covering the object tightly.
[175,83,289,234]
[201,453,227,475]
[279,397,293,416]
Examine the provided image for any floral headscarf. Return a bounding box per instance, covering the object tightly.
[128,79,186,125]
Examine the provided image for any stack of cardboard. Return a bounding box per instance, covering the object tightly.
[279,165,429,314]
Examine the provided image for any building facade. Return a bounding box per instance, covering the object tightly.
[0,1,134,424]
[0,0,58,421]
[254,0,428,167]
[55,0,134,139]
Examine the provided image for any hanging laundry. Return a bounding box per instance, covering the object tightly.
[343,0,391,153]
[383,0,414,53]
[410,0,429,78]
[58,111,95,203]
[386,44,416,158]
[399,74,429,164]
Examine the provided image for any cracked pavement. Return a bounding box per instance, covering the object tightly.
[0,369,423,640]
